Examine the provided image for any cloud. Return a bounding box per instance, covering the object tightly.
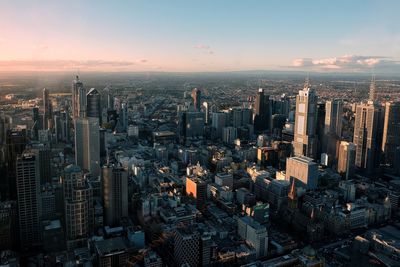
[194,44,214,55]
[290,54,399,72]
[0,59,149,71]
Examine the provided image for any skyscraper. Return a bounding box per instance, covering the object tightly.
[211,112,227,140]
[75,117,100,178]
[16,152,42,249]
[191,88,201,111]
[174,227,200,267]
[62,165,93,249]
[86,88,102,124]
[237,216,269,259]
[42,88,52,130]
[323,100,343,164]
[381,102,400,171]
[353,99,384,174]
[337,141,356,180]
[32,107,40,140]
[285,156,318,189]
[186,176,207,209]
[72,76,86,118]
[292,79,318,159]
[254,88,272,133]
[102,165,128,226]
[185,112,204,139]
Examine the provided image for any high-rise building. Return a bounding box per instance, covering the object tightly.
[62,165,93,249]
[337,141,356,180]
[191,88,201,111]
[293,79,318,159]
[237,216,268,259]
[16,152,42,249]
[185,112,204,138]
[223,126,237,144]
[32,148,52,184]
[353,98,384,174]
[212,112,227,140]
[72,76,86,118]
[32,107,40,140]
[323,100,343,164]
[102,165,128,226]
[382,102,400,171]
[86,88,102,124]
[230,107,243,128]
[75,117,100,178]
[203,102,210,124]
[60,111,70,143]
[174,227,200,267]
[186,176,207,209]
[42,88,53,130]
[285,156,318,189]
[254,88,272,133]
[0,201,18,250]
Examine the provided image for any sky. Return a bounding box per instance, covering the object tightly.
[0,0,400,72]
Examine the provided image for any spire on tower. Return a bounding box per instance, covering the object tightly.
[304,73,310,89]
[288,179,297,200]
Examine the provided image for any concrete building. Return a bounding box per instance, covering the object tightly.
[353,101,384,174]
[285,156,318,189]
[72,75,86,118]
[94,237,130,267]
[102,165,128,226]
[186,176,207,209]
[212,112,227,140]
[293,79,318,159]
[223,126,237,144]
[62,165,93,249]
[174,227,200,267]
[323,100,343,165]
[382,102,400,171]
[337,141,356,180]
[185,112,204,138]
[75,117,100,178]
[237,216,268,259]
[253,88,272,133]
[16,153,42,250]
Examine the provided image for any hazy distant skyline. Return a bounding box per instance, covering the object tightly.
[1,0,400,72]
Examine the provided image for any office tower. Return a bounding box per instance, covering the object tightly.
[60,111,70,142]
[382,102,400,171]
[86,88,102,125]
[203,102,210,124]
[94,237,130,266]
[337,141,356,180]
[102,165,128,226]
[72,76,86,118]
[230,107,243,127]
[4,128,27,200]
[42,88,53,130]
[75,117,100,178]
[54,114,62,142]
[212,112,227,140]
[242,108,253,125]
[16,152,42,249]
[119,102,128,131]
[174,227,200,267]
[293,79,318,159]
[31,148,52,184]
[285,156,318,189]
[315,103,325,161]
[223,126,237,144]
[114,97,121,113]
[186,176,207,209]
[369,75,377,102]
[62,165,93,249]
[0,201,18,250]
[237,216,268,259]
[185,112,204,138]
[191,88,201,111]
[323,100,343,164]
[353,96,384,174]
[32,107,40,140]
[200,232,212,266]
[273,94,291,117]
[254,88,272,132]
